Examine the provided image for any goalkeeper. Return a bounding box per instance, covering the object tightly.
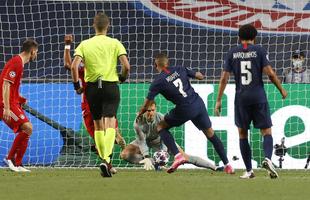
[63,34,126,173]
[121,101,221,171]
[283,50,310,83]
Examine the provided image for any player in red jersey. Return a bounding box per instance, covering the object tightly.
[0,39,38,172]
[63,35,125,172]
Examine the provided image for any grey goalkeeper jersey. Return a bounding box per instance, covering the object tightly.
[133,112,164,157]
[283,68,310,83]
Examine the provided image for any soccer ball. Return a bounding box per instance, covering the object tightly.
[153,150,170,166]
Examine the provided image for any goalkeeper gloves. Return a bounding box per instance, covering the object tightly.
[139,158,154,171]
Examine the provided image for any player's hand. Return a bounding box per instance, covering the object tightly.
[215,101,222,116]
[195,72,205,80]
[76,87,83,95]
[281,89,288,99]
[18,96,27,106]
[3,108,11,122]
[139,158,154,171]
[118,74,127,83]
[64,34,73,45]
[136,112,143,122]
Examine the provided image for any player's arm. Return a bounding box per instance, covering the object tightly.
[2,80,11,121]
[133,119,149,157]
[71,56,83,94]
[71,41,84,94]
[215,71,230,116]
[195,72,205,80]
[64,34,73,70]
[134,118,154,170]
[185,67,205,80]
[263,65,287,99]
[118,55,130,83]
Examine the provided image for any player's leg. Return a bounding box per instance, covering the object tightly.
[201,127,232,171]
[120,143,143,164]
[253,103,278,178]
[2,106,31,172]
[115,123,126,150]
[102,82,120,165]
[160,109,188,173]
[14,121,32,172]
[238,127,255,179]
[190,100,233,173]
[177,147,218,171]
[157,120,179,156]
[235,104,254,178]
[82,107,95,139]
[85,82,108,177]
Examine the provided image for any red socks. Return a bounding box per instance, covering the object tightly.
[7,131,30,166]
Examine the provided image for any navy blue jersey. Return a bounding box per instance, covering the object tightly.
[224,44,270,105]
[147,66,198,106]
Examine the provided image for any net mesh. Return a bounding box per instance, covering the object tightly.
[0,0,309,169]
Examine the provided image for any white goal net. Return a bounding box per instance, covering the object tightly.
[0,0,309,169]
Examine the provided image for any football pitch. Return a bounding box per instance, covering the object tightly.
[0,169,309,200]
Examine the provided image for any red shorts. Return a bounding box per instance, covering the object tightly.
[0,105,29,133]
[81,104,119,139]
[82,107,95,138]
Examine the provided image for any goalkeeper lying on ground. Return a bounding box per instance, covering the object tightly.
[120,101,222,171]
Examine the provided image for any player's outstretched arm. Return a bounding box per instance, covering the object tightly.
[64,34,73,70]
[215,71,230,116]
[263,65,287,99]
[118,55,130,83]
[2,80,11,122]
[71,56,83,94]
[133,119,149,156]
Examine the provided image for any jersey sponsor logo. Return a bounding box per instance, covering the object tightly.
[19,114,25,120]
[9,71,16,78]
[139,0,310,34]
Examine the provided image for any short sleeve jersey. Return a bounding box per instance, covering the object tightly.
[283,68,310,83]
[74,35,127,82]
[147,66,198,106]
[0,56,24,106]
[224,44,270,105]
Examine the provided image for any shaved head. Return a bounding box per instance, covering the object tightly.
[155,53,169,68]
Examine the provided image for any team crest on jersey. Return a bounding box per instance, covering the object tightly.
[19,114,25,120]
[139,0,310,34]
[9,71,16,78]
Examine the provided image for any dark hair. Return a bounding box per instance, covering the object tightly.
[292,50,305,59]
[154,53,169,67]
[238,24,258,41]
[94,12,110,32]
[22,39,38,53]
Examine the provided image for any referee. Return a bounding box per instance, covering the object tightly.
[71,12,130,177]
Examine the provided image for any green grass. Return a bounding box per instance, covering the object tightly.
[0,169,309,200]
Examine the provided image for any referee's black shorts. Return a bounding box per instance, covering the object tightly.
[85,81,120,120]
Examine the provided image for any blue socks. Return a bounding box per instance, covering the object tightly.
[239,138,252,172]
[263,135,273,160]
[208,134,229,165]
[159,129,179,156]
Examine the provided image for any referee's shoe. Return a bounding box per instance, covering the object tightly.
[100,160,112,178]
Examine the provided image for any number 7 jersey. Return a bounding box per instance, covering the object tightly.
[147,66,199,106]
[224,44,270,105]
